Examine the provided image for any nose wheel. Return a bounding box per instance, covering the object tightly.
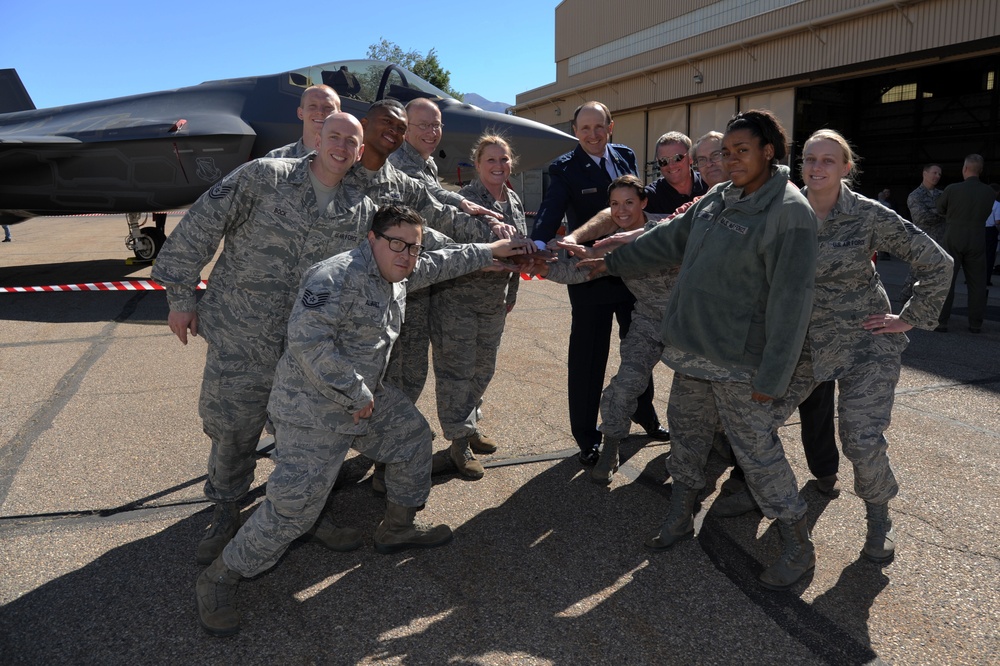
[125,212,167,260]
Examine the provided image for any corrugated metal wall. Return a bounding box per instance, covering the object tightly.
[519,0,1000,172]
[523,0,1000,113]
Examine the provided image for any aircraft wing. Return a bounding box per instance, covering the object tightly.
[0,111,257,215]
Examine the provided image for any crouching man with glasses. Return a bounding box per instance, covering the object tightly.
[195,204,534,637]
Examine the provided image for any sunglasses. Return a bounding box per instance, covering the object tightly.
[657,154,688,167]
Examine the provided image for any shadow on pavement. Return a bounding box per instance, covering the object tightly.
[1,447,891,665]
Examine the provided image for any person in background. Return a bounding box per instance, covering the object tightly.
[644,131,708,214]
[936,154,995,333]
[266,85,341,158]
[984,183,1000,286]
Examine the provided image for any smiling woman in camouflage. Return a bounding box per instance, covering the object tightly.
[718,129,953,565]
[429,134,529,478]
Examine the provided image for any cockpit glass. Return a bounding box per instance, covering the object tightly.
[286,60,451,104]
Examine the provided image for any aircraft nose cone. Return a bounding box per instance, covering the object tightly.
[439,101,576,173]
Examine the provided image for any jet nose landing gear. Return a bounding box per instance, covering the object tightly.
[125,212,167,261]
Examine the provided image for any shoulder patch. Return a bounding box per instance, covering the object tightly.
[209,183,234,200]
[301,289,331,309]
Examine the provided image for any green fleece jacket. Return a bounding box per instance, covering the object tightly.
[605,165,817,398]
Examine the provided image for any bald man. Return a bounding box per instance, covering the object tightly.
[153,113,376,565]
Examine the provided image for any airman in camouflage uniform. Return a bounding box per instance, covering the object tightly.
[601,118,820,590]
[900,164,945,301]
[264,84,341,159]
[152,113,374,565]
[195,205,532,636]
[389,136,466,208]
[717,132,952,564]
[343,100,511,404]
[545,214,678,482]
[429,172,526,476]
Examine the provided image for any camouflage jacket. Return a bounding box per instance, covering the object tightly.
[606,167,818,398]
[342,161,490,246]
[267,239,495,432]
[151,156,376,365]
[906,185,944,234]
[431,179,525,311]
[388,141,465,209]
[265,139,311,159]
[804,183,953,380]
[545,216,679,324]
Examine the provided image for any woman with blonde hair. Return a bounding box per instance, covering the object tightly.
[430,133,528,478]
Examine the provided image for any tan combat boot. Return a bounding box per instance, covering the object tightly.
[758,517,816,590]
[449,438,485,479]
[591,438,620,485]
[861,501,895,563]
[468,430,498,454]
[196,502,241,565]
[196,555,242,636]
[373,501,453,554]
[304,512,363,552]
[644,482,699,551]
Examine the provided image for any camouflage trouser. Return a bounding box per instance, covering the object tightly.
[222,383,432,577]
[429,294,507,441]
[385,288,431,405]
[668,372,808,524]
[900,222,945,301]
[599,313,663,440]
[199,342,276,503]
[776,354,900,505]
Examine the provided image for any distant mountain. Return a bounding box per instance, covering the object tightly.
[464,93,511,114]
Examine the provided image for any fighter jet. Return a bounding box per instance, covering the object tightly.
[0,60,574,259]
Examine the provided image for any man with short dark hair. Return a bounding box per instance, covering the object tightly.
[194,205,532,637]
[937,154,995,333]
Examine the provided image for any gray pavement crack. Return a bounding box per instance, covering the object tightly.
[0,292,148,509]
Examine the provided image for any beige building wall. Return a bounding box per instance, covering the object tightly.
[516,0,1000,161]
[690,98,739,143]
[609,111,646,167]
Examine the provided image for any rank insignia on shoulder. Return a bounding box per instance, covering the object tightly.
[209,184,234,199]
[302,289,331,309]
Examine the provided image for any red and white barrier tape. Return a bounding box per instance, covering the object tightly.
[1,274,541,294]
[0,280,207,294]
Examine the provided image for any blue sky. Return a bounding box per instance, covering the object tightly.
[3,0,558,110]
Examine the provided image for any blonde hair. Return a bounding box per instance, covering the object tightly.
[802,128,861,186]
[470,133,519,173]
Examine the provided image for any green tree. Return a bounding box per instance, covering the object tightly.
[367,39,463,101]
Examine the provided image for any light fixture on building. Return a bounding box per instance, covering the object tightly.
[554,106,562,116]
[693,73,704,84]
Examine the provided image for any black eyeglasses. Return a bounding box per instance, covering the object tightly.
[657,153,688,167]
[694,151,724,168]
[376,231,423,257]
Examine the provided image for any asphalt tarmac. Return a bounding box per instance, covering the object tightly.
[0,215,997,665]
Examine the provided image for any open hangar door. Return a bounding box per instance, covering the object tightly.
[792,48,1000,216]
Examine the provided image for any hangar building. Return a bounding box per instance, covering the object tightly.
[512,0,1000,209]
